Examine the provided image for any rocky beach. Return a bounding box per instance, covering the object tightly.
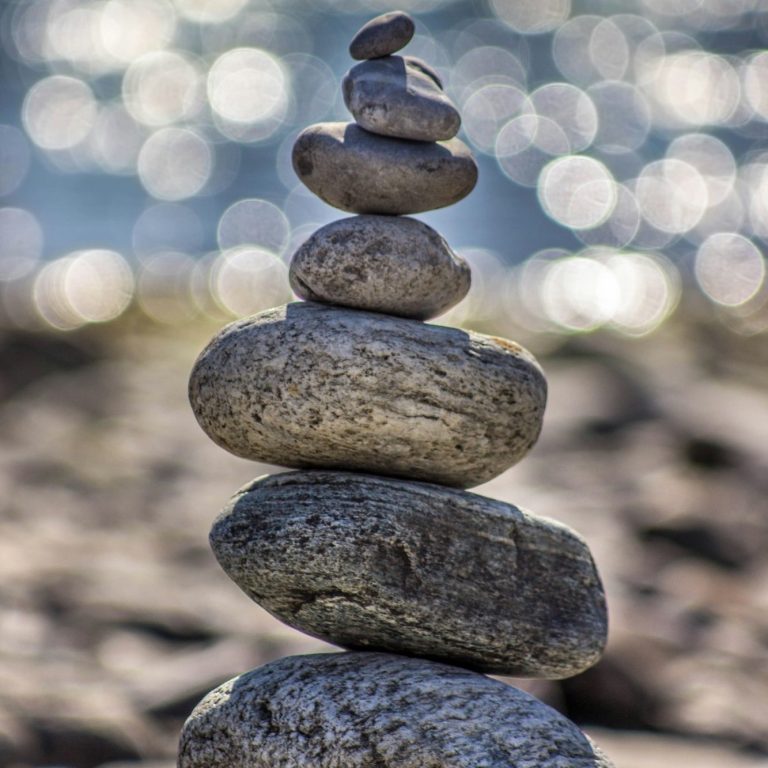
[0,309,767,767]
[1,1,768,765]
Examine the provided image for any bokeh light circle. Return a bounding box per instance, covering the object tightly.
[496,114,570,187]
[490,0,571,35]
[22,75,98,151]
[212,246,291,317]
[137,127,212,200]
[541,255,620,332]
[100,0,177,64]
[462,84,531,154]
[695,233,765,307]
[217,199,291,255]
[123,50,204,127]
[635,159,708,234]
[666,133,736,208]
[208,48,288,126]
[539,156,617,230]
[32,250,134,330]
[530,83,598,153]
[173,0,249,24]
[606,251,680,335]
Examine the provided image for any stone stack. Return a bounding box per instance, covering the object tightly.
[180,11,613,768]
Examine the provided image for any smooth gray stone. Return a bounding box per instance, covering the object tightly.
[178,653,615,768]
[210,471,608,678]
[349,11,415,60]
[343,56,460,141]
[289,215,470,320]
[292,122,478,215]
[188,302,547,488]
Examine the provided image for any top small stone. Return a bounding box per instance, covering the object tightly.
[349,11,415,60]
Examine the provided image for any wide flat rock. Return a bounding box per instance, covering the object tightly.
[343,56,460,141]
[289,215,470,320]
[188,302,547,488]
[292,122,477,215]
[349,11,415,60]
[210,471,608,678]
[178,652,615,768]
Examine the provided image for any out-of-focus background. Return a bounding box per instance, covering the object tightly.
[1,0,768,766]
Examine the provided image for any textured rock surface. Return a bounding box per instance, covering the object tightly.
[5,327,768,764]
[188,302,547,487]
[289,215,470,320]
[178,653,615,768]
[292,122,477,214]
[349,11,415,60]
[343,56,460,141]
[210,471,608,677]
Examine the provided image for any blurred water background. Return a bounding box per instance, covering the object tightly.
[1,0,768,333]
[1,1,768,767]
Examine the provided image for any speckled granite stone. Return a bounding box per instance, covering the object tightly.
[289,215,470,320]
[343,56,460,141]
[178,653,615,768]
[188,302,547,488]
[292,122,477,215]
[349,11,415,60]
[210,471,608,677]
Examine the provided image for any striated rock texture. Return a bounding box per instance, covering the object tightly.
[349,10,415,60]
[343,56,461,141]
[178,652,615,768]
[210,471,608,677]
[188,302,547,488]
[289,215,470,320]
[292,123,477,214]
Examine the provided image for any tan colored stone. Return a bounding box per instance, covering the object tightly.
[188,302,546,488]
[289,215,470,320]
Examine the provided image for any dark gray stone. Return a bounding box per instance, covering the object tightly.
[292,122,478,215]
[178,653,615,768]
[343,56,460,141]
[188,302,547,488]
[289,215,470,320]
[210,471,608,678]
[349,11,415,60]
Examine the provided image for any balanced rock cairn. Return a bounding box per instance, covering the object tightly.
[180,11,613,768]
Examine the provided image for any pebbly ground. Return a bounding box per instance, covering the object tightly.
[0,314,767,768]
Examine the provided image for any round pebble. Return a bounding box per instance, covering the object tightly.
[349,11,415,60]
[211,471,608,678]
[343,56,460,141]
[292,122,478,215]
[179,653,615,768]
[188,302,547,488]
[289,215,470,320]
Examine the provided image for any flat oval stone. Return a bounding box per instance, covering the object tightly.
[210,471,608,677]
[292,122,477,215]
[289,215,470,320]
[349,11,415,60]
[188,302,547,488]
[343,56,460,141]
[179,653,615,768]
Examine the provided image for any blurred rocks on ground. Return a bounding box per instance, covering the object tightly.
[0,314,766,767]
